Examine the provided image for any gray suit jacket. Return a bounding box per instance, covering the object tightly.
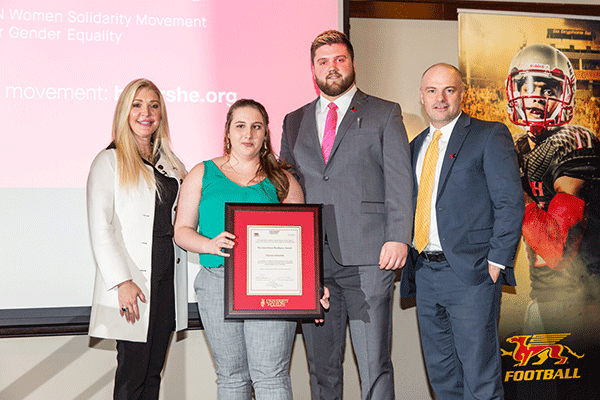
[281,89,413,266]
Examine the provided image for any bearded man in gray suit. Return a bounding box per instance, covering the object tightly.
[280,30,413,400]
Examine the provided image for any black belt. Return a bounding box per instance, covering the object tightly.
[420,251,447,262]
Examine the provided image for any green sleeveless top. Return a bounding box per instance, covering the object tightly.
[199,159,279,268]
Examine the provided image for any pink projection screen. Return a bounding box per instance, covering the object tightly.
[0,0,341,317]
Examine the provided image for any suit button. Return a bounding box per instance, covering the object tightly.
[323,176,329,181]
[176,258,181,264]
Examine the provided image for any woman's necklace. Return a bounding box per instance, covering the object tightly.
[227,159,260,186]
[140,141,154,163]
[142,151,153,163]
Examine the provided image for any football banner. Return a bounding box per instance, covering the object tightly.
[459,10,600,399]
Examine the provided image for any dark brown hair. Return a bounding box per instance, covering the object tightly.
[310,30,354,64]
[224,99,290,202]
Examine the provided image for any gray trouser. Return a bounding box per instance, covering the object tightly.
[195,266,297,400]
[302,244,395,400]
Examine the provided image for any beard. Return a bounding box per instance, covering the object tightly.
[315,69,355,97]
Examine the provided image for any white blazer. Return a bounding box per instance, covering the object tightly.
[86,148,188,342]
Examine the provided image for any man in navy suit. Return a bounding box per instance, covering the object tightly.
[402,63,524,399]
[281,30,412,400]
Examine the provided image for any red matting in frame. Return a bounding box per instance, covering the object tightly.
[224,203,323,319]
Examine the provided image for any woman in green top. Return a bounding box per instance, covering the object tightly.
[175,99,328,399]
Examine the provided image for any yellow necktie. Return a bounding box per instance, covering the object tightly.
[414,129,443,253]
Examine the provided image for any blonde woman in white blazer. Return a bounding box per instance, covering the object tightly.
[87,79,187,400]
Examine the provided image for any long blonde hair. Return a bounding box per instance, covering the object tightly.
[112,78,182,189]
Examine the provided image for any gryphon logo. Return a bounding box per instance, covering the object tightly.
[501,333,584,367]
[501,333,585,382]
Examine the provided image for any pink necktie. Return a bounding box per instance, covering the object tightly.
[322,102,338,163]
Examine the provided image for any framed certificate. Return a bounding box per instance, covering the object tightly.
[224,203,323,319]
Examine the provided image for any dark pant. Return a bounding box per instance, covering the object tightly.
[415,256,503,400]
[114,269,175,400]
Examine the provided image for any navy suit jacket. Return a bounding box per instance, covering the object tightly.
[401,113,524,297]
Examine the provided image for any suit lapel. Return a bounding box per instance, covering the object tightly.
[295,98,327,169]
[304,98,321,153]
[436,113,470,200]
[326,90,365,166]
[411,129,429,210]
[412,129,429,171]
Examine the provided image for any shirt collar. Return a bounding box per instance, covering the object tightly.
[317,84,357,114]
[429,111,462,140]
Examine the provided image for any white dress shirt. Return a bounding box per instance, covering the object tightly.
[315,85,357,145]
[415,115,458,253]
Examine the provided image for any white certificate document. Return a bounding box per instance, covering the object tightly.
[247,225,302,295]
